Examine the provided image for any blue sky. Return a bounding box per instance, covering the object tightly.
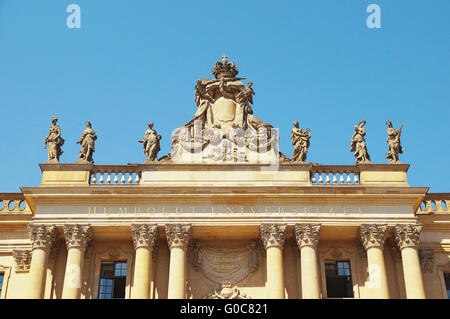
[0,0,448,192]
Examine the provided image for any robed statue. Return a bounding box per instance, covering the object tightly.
[138,122,161,162]
[385,120,403,164]
[350,120,372,164]
[76,121,97,164]
[291,121,311,162]
[44,116,65,163]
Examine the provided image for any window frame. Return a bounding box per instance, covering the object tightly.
[98,261,128,299]
[324,260,354,298]
[319,247,361,299]
[0,265,11,299]
[92,247,133,299]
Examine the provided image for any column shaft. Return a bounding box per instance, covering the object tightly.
[133,247,153,299]
[366,247,390,298]
[300,245,321,299]
[266,246,285,299]
[401,247,425,299]
[62,247,85,299]
[28,248,49,299]
[168,247,186,299]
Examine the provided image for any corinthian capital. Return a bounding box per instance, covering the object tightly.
[295,224,321,248]
[131,224,158,249]
[165,224,192,250]
[28,224,57,250]
[393,224,422,250]
[260,224,287,249]
[360,224,387,250]
[63,224,93,249]
[13,250,31,272]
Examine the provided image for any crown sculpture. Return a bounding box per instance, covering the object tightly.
[163,54,280,163]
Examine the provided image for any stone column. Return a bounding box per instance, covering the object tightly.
[165,224,191,299]
[393,224,426,299]
[260,224,287,299]
[131,224,158,299]
[62,224,93,299]
[360,224,390,298]
[295,224,321,299]
[27,224,57,299]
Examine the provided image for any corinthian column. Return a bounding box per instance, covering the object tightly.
[393,224,425,299]
[165,224,191,299]
[62,224,93,299]
[131,224,158,299]
[260,224,287,299]
[28,224,57,299]
[360,224,389,298]
[295,224,321,299]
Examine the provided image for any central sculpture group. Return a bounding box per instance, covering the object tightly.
[43,55,404,165]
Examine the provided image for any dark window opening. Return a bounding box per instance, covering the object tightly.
[444,273,450,299]
[98,261,127,299]
[0,272,4,296]
[325,260,353,298]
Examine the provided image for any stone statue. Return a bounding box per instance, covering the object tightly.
[166,54,277,163]
[385,120,403,164]
[350,120,372,164]
[138,122,161,162]
[203,281,251,299]
[291,121,311,162]
[76,121,97,164]
[44,116,64,163]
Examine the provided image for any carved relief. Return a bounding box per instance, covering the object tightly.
[28,224,57,250]
[191,242,260,285]
[131,224,158,249]
[165,224,192,250]
[360,224,387,250]
[203,281,251,299]
[260,224,287,249]
[63,224,93,249]
[392,224,422,250]
[419,247,434,272]
[294,224,321,248]
[12,250,31,272]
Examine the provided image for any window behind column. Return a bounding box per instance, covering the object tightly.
[0,272,4,297]
[325,260,354,298]
[98,261,127,299]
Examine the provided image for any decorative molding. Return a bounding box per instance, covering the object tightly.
[294,224,321,248]
[419,247,434,272]
[360,224,387,250]
[12,250,31,272]
[260,224,287,249]
[130,224,158,249]
[63,224,93,249]
[165,224,192,250]
[203,281,251,299]
[392,224,422,250]
[28,224,57,251]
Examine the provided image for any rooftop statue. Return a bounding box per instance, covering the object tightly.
[291,121,311,163]
[76,121,97,164]
[166,55,278,163]
[350,120,372,164]
[385,120,403,164]
[138,121,161,162]
[44,116,64,163]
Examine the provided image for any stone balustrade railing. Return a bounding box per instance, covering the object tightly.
[0,193,32,214]
[310,165,360,185]
[417,193,450,214]
[90,165,141,185]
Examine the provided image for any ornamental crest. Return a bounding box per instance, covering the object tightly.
[192,242,259,284]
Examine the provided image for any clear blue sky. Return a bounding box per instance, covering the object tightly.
[0,0,449,193]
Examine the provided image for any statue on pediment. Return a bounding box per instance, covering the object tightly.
[138,122,161,162]
[166,55,278,163]
[385,120,403,164]
[76,121,97,164]
[44,116,64,163]
[291,121,311,162]
[350,120,372,164]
